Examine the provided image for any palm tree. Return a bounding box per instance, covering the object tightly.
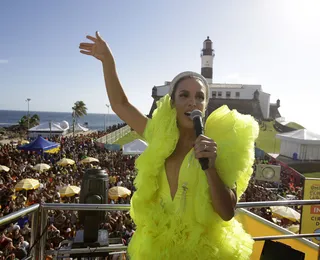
[18,115,28,128]
[72,101,88,136]
[29,114,40,127]
[18,114,40,128]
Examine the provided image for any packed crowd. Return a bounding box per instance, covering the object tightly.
[241,156,303,228]
[0,123,134,259]
[0,123,304,259]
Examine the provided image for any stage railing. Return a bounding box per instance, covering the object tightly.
[1,200,320,259]
[0,204,40,259]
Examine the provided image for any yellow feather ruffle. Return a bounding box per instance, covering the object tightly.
[128,94,259,259]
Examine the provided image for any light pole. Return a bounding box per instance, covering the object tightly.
[106,104,110,131]
[26,98,31,129]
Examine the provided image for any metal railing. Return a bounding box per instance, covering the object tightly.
[96,125,131,144]
[1,199,320,259]
[0,204,40,259]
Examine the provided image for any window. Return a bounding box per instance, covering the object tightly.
[218,91,222,97]
[235,92,240,98]
[212,91,217,98]
[226,91,231,98]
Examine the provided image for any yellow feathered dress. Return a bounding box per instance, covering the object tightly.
[128,94,259,259]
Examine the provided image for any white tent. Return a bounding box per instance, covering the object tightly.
[28,121,69,138]
[123,139,147,155]
[74,123,89,132]
[276,129,320,161]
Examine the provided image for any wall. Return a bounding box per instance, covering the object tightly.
[280,140,301,159]
[235,209,319,260]
[259,91,270,119]
[156,84,170,96]
[210,84,262,99]
[289,162,320,173]
[301,144,320,161]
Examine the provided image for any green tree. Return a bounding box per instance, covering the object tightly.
[72,101,88,136]
[29,114,40,127]
[18,114,40,129]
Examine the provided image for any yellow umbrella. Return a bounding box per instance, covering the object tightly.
[15,178,40,191]
[80,157,99,164]
[57,158,75,167]
[288,224,300,233]
[270,206,301,222]
[33,163,51,172]
[108,186,131,200]
[21,140,29,144]
[0,165,10,172]
[59,185,80,197]
[45,147,60,154]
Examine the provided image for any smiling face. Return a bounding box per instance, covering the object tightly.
[171,76,207,129]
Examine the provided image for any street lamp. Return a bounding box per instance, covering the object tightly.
[26,98,31,129]
[106,104,110,132]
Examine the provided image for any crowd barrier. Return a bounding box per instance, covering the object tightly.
[96,125,131,144]
[1,200,320,259]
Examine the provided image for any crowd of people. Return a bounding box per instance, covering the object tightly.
[0,123,304,259]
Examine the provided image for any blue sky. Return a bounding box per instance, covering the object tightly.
[0,0,319,133]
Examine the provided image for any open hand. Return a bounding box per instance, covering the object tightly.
[194,135,217,169]
[79,31,114,63]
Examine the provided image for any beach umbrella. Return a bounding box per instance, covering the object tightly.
[270,206,301,222]
[108,186,131,200]
[80,157,99,164]
[0,165,10,172]
[33,163,51,172]
[57,158,75,167]
[59,185,80,197]
[15,178,40,191]
[44,147,60,154]
[288,224,300,234]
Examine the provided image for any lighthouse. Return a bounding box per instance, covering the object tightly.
[201,36,215,83]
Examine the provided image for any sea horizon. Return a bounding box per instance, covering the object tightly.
[0,109,123,131]
[0,109,114,115]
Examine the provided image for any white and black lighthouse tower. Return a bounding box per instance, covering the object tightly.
[201,36,215,83]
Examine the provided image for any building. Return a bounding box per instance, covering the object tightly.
[149,37,281,120]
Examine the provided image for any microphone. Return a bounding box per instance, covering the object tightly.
[190,110,209,171]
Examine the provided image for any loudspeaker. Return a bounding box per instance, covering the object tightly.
[78,168,109,245]
[260,240,305,260]
[255,164,281,182]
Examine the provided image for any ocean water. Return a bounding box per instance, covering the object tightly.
[0,110,123,131]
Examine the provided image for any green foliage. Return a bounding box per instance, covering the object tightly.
[72,101,88,119]
[285,122,304,130]
[255,121,281,153]
[72,101,88,136]
[114,131,144,146]
[304,172,320,178]
[18,114,40,128]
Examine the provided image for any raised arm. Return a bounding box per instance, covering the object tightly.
[79,31,148,136]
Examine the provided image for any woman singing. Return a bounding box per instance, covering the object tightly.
[79,31,259,259]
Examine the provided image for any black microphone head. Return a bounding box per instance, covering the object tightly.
[190,110,202,120]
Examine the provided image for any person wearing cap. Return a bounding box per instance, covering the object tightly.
[80,32,259,259]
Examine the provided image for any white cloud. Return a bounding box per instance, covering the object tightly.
[0,60,8,64]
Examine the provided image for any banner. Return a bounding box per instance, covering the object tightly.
[300,178,320,244]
